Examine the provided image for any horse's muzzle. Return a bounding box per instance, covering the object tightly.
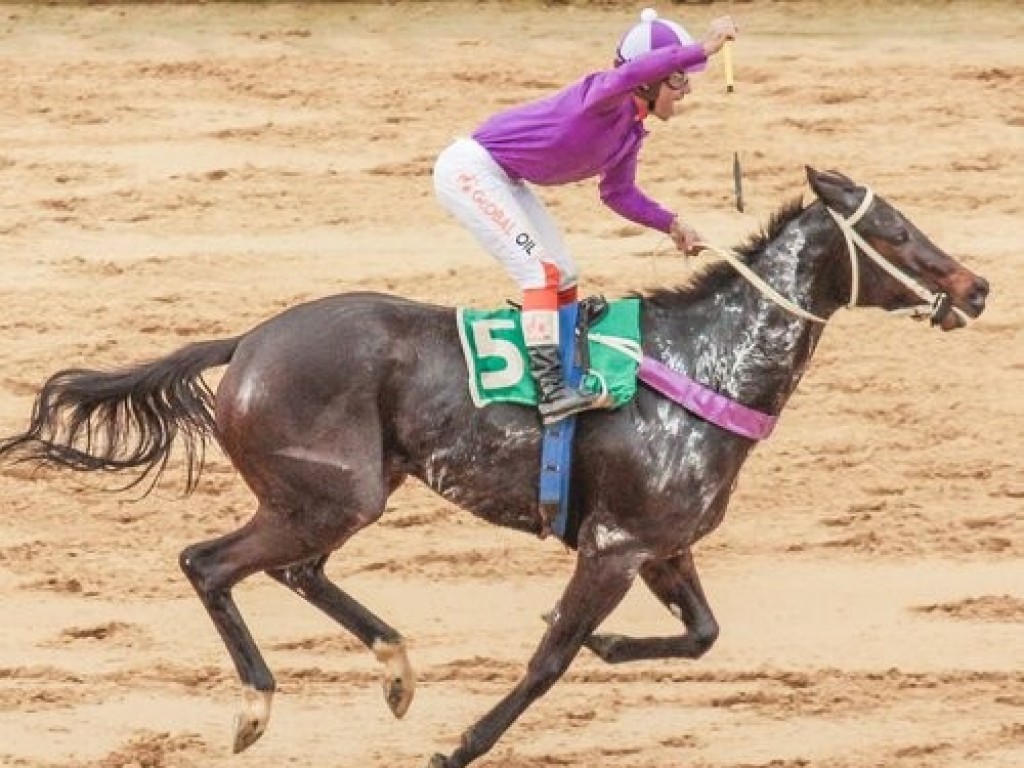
[937,274,989,331]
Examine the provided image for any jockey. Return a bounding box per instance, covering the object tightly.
[434,9,738,425]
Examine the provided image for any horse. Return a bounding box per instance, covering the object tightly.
[0,167,989,768]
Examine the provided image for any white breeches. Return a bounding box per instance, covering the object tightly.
[433,137,578,296]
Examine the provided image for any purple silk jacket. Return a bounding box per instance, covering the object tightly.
[472,44,708,233]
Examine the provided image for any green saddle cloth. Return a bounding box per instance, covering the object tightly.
[456,298,641,409]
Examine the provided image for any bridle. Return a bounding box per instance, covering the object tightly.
[705,187,967,325]
[826,188,967,325]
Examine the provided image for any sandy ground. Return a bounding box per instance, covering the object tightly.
[0,2,1021,767]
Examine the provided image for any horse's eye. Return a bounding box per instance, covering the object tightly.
[891,228,910,245]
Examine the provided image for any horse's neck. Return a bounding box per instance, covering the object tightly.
[650,214,840,415]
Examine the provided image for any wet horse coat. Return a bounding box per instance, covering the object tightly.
[0,169,989,768]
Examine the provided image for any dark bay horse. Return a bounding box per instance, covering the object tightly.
[0,168,988,767]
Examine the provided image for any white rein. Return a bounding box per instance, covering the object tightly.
[701,188,967,325]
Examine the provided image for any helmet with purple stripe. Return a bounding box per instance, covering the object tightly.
[615,8,706,72]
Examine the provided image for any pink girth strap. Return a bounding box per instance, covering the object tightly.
[638,357,778,440]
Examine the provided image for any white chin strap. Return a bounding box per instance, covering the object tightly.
[827,188,968,325]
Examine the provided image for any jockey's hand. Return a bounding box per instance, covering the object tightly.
[670,218,704,257]
[702,16,738,57]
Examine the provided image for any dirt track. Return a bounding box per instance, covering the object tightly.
[0,2,1021,767]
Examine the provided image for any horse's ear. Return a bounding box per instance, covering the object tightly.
[805,166,858,210]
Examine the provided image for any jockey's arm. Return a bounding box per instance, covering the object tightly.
[600,155,702,254]
[599,152,674,232]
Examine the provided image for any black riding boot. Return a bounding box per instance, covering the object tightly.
[527,344,604,425]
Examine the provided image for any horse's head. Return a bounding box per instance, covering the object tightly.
[806,166,989,331]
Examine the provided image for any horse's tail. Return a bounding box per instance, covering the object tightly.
[0,336,242,494]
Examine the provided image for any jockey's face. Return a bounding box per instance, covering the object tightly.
[652,71,691,121]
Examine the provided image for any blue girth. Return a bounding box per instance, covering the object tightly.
[538,302,579,542]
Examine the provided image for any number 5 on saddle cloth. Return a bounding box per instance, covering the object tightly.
[457,298,641,542]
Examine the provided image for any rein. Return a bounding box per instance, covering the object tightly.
[699,243,827,323]
[700,188,966,325]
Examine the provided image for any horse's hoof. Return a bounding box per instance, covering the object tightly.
[384,671,414,718]
[373,638,416,718]
[427,754,450,768]
[232,688,273,754]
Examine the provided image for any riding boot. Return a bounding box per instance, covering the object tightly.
[527,344,605,425]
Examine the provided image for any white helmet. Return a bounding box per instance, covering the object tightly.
[615,8,706,72]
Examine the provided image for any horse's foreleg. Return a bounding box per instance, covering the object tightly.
[267,556,415,718]
[179,512,319,754]
[583,550,720,664]
[429,550,638,768]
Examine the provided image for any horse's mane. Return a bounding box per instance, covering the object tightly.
[638,195,807,309]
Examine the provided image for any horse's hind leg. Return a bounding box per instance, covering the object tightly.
[582,549,720,663]
[179,507,342,754]
[267,556,415,718]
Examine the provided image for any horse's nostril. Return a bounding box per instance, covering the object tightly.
[969,280,989,314]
